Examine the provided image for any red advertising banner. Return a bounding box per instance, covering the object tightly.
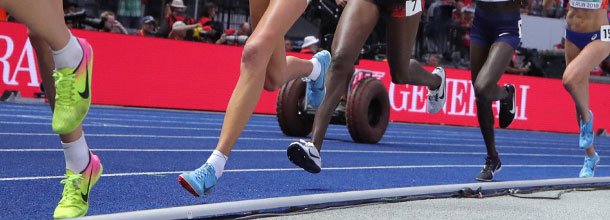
[1,22,609,133]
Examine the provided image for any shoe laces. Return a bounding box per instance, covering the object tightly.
[580,123,587,138]
[427,93,439,102]
[427,88,439,101]
[580,120,592,139]
[53,71,76,106]
[300,139,316,149]
[194,164,212,182]
[583,156,596,168]
[59,173,84,203]
[482,158,497,171]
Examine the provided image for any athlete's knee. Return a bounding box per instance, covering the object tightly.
[473,81,495,101]
[391,74,411,85]
[329,51,354,80]
[239,43,271,85]
[473,81,484,93]
[562,65,582,91]
[241,36,275,67]
[241,43,265,66]
[562,75,574,92]
[391,60,419,84]
[263,77,283,91]
[27,30,44,42]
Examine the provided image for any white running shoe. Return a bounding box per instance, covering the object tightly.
[287,139,322,173]
[427,67,447,114]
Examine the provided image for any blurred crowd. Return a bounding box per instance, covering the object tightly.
[1,0,609,77]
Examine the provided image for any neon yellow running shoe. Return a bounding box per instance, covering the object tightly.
[52,38,93,134]
[53,151,103,219]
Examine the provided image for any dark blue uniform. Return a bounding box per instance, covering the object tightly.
[471,1,522,49]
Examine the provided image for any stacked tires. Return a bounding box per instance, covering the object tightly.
[276,76,389,144]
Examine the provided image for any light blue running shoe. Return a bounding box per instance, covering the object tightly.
[305,50,331,109]
[178,163,217,197]
[579,110,594,149]
[579,152,600,178]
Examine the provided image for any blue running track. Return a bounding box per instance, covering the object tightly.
[0,102,607,219]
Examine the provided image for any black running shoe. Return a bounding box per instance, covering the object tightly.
[476,157,502,182]
[499,84,516,128]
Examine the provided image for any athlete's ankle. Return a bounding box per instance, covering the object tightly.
[206,150,228,179]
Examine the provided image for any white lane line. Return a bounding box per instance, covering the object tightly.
[0,122,579,147]
[0,111,582,143]
[0,132,292,141]
[79,177,610,220]
[0,113,277,127]
[0,121,281,134]
[0,148,585,158]
[0,106,587,139]
[0,112,579,143]
[0,132,584,151]
[2,164,607,181]
[0,107,270,124]
[378,141,582,151]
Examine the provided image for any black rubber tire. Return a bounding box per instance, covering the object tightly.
[346,78,390,143]
[276,79,313,137]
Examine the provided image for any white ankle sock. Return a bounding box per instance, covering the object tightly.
[307,58,321,81]
[62,133,90,173]
[206,150,228,179]
[52,35,83,69]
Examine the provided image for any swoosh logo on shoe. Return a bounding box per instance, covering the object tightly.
[509,94,516,115]
[81,170,92,202]
[308,148,320,159]
[81,192,89,202]
[436,68,445,100]
[78,63,90,99]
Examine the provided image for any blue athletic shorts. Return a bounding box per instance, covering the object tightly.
[470,7,521,49]
[565,28,599,50]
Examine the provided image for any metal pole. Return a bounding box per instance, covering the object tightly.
[80,177,610,220]
[194,0,200,19]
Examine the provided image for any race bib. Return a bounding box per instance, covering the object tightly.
[601,25,610,42]
[406,0,423,17]
[570,0,602,9]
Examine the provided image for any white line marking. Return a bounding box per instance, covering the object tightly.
[0,105,589,140]
[0,131,585,151]
[0,107,279,124]
[0,121,280,134]
[0,148,585,158]
[0,109,584,143]
[0,113,276,127]
[0,132,293,141]
[2,164,607,181]
[0,112,580,143]
[0,121,574,147]
[79,177,610,220]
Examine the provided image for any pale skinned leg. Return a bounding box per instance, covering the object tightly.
[23,0,83,143]
[249,0,314,92]
[29,30,84,143]
[215,0,310,156]
[563,40,610,156]
[0,0,70,50]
